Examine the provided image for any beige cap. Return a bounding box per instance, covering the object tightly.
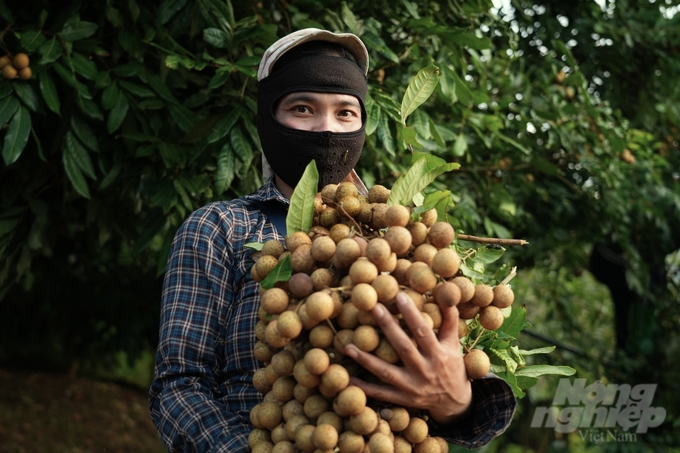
[257,28,369,81]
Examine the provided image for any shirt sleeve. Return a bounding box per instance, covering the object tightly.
[428,375,517,448]
[148,206,252,453]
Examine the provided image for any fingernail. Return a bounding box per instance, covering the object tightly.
[396,291,408,306]
[345,344,358,358]
[373,303,385,318]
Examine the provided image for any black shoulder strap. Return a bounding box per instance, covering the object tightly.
[249,199,288,237]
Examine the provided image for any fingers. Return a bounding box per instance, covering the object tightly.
[436,304,462,352]
[393,292,440,354]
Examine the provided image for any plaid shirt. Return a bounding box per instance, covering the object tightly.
[149,177,516,452]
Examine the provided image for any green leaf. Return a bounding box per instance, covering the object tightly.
[38,37,64,65]
[20,30,47,53]
[260,254,292,290]
[413,190,452,214]
[0,95,20,126]
[230,126,252,164]
[474,246,505,264]
[215,142,235,195]
[207,108,240,144]
[2,106,31,166]
[516,376,540,390]
[173,179,194,212]
[208,69,231,89]
[400,126,421,147]
[77,97,104,121]
[496,132,531,155]
[340,1,361,35]
[429,118,445,147]
[376,112,395,156]
[287,160,318,235]
[361,30,400,64]
[204,28,230,48]
[0,2,13,22]
[118,80,156,98]
[448,32,492,50]
[102,83,121,110]
[52,62,92,99]
[387,155,460,206]
[520,346,557,356]
[98,162,121,190]
[0,82,13,99]
[489,305,527,349]
[70,116,99,152]
[62,148,90,198]
[490,347,518,373]
[245,242,264,251]
[107,92,129,133]
[453,133,468,156]
[65,131,96,180]
[365,96,380,136]
[495,371,525,398]
[401,65,439,125]
[134,211,167,253]
[157,0,189,25]
[452,71,474,106]
[38,71,61,114]
[13,82,40,112]
[551,39,577,68]
[59,16,99,41]
[69,52,99,80]
[514,365,577,378]
[168,104,196,132]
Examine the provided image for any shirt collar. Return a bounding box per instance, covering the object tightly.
[243,176,290,206]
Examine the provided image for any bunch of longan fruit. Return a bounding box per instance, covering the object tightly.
[0,53,31,80]
[248,182,516,453]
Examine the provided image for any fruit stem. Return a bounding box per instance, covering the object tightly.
[467,327,486,351]
[457,234,528,246]
[499,266,517,286]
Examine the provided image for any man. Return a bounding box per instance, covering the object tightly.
[149,28,516,452]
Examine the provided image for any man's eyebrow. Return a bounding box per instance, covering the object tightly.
[279,93,360,108]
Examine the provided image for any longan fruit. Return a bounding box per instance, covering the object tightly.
[434,437,449,453]
[427,222,455,249]
[374,337,399,364]
[264,363,279,385]
[305,291,335,321]
[271,350,296,376]
[457,302,480,319]
[349,258,378,284]
[303,394,330,420]
[432,281,461,307]
[251,441,274,453]
[338,195,362,218]
[262,239,285,258]
[365,237,392,268]
[420,208,438,227]
[272,440,295,453]
[334,238,362,269]
[394,435,412,453]
[371,274,399,303]
[258,400,283,429]
[368,184,390,203]
[492,284,515,308]
[471,284,494,307]
[261,287,289,315]
[451,276,475,303]
[319,207,341,228]
[413,243,438,267]
[369,203,390,230]
[2,64,16,80]
[264,320,289,348]
[392,259,412,286]
[385,225,413,256]
[286,231,312,253]
[414,436,442,453]
[385,204,411,227]
[376,252,398,273]
[311,235,337,262]
[309,324,335,349]
[288,272,313,299]
[295,424,317,452]
[403,417,428,444]
[320,363,350,395]
[338,430,365,453]
[285,414,310,440]
[293,360,321,388]
[329,223,351,243]
[408,264,438,294]
[277,311,303,339]
[254,340,276,363]
[356,201,373,224]
[422,302,443,329]
[402,287,426,311]
[407,221,429,246]
[431,247,460,278]
[349,406,379,435]
[368,432,393,453]
[357,308,378,326]
[353,236,368,257]
[334,385,367,417]
[272,375,296,402]
[255,320,268,341]
[351,283,378,311]
[304,348,330,375]
[293,383,319,404]
[353,325,380,352]
[313,423,339,450]
[255,255,280,280]
[336,303,360,329]
[479,305,504,330]
[458,319,469,338]
[335,181,359,202]
[18,67,32,80]
[317,411,344,435]
[321,183,338,203]
[464,348,491,379]
[382,406,410,432]
[311,267,337,290]
[291,244,316,274]
[0,55,10,69]
[333,329,356,356]
[12,53,29,70]
[282,398,304,421]
[248,428,272,449]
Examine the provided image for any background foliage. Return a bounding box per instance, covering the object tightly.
[0,0,678,451]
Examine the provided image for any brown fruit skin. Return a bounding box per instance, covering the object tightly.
[286,231,312,253]
[407,221,429,246]
[432,281,461,307]
[2,64,17,80]
[288,272,314,299]
[431,247,460,278]
[480,305,504,330]
[311,235,336,262]
[384,204,411,227]
[420,208,438,227]
[329,223,351,243]
[451,276,475,303]
[427,222,455,249]
[385,225,412,257]
[369,203,390,230]
[335,181,359,202]
[12,53,30,70]
[368,184,390,203]
[18,66,32,80]
[414,436,442,453]
[290,244,316,274]
[464,349,491,379]
[403,417,429,444]
[262,239,285,258]
[320,183,338,203]
[365,237,392,267]
[457,301,480,319]
[333,238,362,269]
[0,55,10,69]
[492,284,515,308]
[413,243,438,267]
[408,264,437,294]
[319,207,341,228]
[471,284,494,307]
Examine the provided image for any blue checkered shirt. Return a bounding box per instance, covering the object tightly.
[149,176,517,452]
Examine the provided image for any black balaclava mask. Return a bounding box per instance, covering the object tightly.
[257,55,368,190]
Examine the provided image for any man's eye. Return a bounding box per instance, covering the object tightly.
[295,106,310,113]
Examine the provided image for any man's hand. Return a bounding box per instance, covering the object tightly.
[344,291,473,425]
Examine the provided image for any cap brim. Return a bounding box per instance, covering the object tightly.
[257,28,369,81]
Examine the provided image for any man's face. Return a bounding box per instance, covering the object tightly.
[274,92,362,133]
